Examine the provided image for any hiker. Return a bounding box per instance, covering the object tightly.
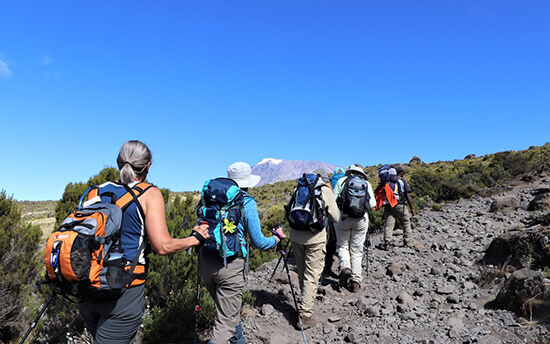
[287,172,340,329]
[381,166,415,250]
[333,165,376,292]
[77,140,210,344]
[324,167,345,276]
[200,162,285,344]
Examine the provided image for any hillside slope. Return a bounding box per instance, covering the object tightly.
[239,173,550,343]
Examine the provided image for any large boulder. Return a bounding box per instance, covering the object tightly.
[528,189,550,211]
[490,195,520,212]
[482,228,550,269]
[491,269,550,321]
[409,156,422,165]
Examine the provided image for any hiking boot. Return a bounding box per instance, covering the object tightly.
[323,268,337,279]
[349,281,361,293]
[297,316,316,330]
[376,242,392,251]
[404,241,414,248]
[339,268,352,288]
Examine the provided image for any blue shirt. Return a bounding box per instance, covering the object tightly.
[240,194,277,251]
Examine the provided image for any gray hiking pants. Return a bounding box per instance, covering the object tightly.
[201,254,246,344]
[77,285,144,344]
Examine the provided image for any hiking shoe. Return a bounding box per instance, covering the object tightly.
[323,269,336,279]
[339,268,352,288]
[297,316,316,330]
[349,281,361,293]
[404,241,414,248]
[382,243,393,251]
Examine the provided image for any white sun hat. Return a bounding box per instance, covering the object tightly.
[227,162,261,188]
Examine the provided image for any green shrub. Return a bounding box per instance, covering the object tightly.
[0,191,42,342]
[432,203,443,212]
[142,283,216,344]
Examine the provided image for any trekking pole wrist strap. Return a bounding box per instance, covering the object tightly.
[191,230,206,243]
[271,229,283,241]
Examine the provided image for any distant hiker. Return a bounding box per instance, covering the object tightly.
[329,167,345,189]
[199,162,284,344]
[396,165,415,218]
[75,140,210,344]
[377,166,415,250]
[333,165,376,293]
[324,167,346,276]
[285,172,340,329]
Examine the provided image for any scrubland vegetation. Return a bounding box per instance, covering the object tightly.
[1,143,549,343]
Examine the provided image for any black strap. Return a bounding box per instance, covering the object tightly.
[191,230,206,243]
[120,182,150,220]
[120,183,151,285]
[125,238,148,287]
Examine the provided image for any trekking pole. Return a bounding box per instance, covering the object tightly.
[364,232,374,274]
[272,230,308,344]
[194,221,208,344]
[19,291,56,344]
[268,239,291,283]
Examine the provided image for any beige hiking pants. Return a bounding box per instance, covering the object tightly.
[291,240,325,318]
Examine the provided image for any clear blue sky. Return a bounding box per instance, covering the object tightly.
[1,1,549,201]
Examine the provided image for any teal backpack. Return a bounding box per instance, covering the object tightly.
[196,178,246,267]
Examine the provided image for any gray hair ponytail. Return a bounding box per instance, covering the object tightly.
[117,140,152,184]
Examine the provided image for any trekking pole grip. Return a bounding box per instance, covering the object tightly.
[271,229,284,241]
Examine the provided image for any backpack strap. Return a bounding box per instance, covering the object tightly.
[116,182,152,217]
[119,183,152,283]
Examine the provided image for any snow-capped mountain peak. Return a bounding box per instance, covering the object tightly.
[251,158,337,186]
[258,158,283,165]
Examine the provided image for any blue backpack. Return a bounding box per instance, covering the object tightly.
[285,174,326,232]
[379,164,391,185]
[196,178,246,266]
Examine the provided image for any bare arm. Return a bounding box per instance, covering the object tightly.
[140,187,209,255]
[406,193,415,216]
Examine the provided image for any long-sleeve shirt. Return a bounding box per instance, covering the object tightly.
[241,195,278,250]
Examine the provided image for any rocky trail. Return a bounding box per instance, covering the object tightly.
[240,177,550,344]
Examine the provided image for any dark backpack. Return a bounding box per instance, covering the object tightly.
[285,173,326,232]
[389,179,406,204]
[44,183,150,299]
[338,174,371,218]
[196,178,246,266]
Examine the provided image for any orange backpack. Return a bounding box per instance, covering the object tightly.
[44,183,149,299]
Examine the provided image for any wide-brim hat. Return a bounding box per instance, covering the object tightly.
[345,165,368,179]
[227,162,261,188]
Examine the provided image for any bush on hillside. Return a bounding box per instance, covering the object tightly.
[0,191,42,342]
[54,167,120,226]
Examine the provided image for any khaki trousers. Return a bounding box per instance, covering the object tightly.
[201,255,245,344]
[291,240,325,318]
[384,203,412,245]
[335,214,369,283]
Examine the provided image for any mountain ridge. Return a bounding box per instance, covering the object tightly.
[251,158,338,186]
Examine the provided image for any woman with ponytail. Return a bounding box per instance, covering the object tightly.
[77,140,209,344]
